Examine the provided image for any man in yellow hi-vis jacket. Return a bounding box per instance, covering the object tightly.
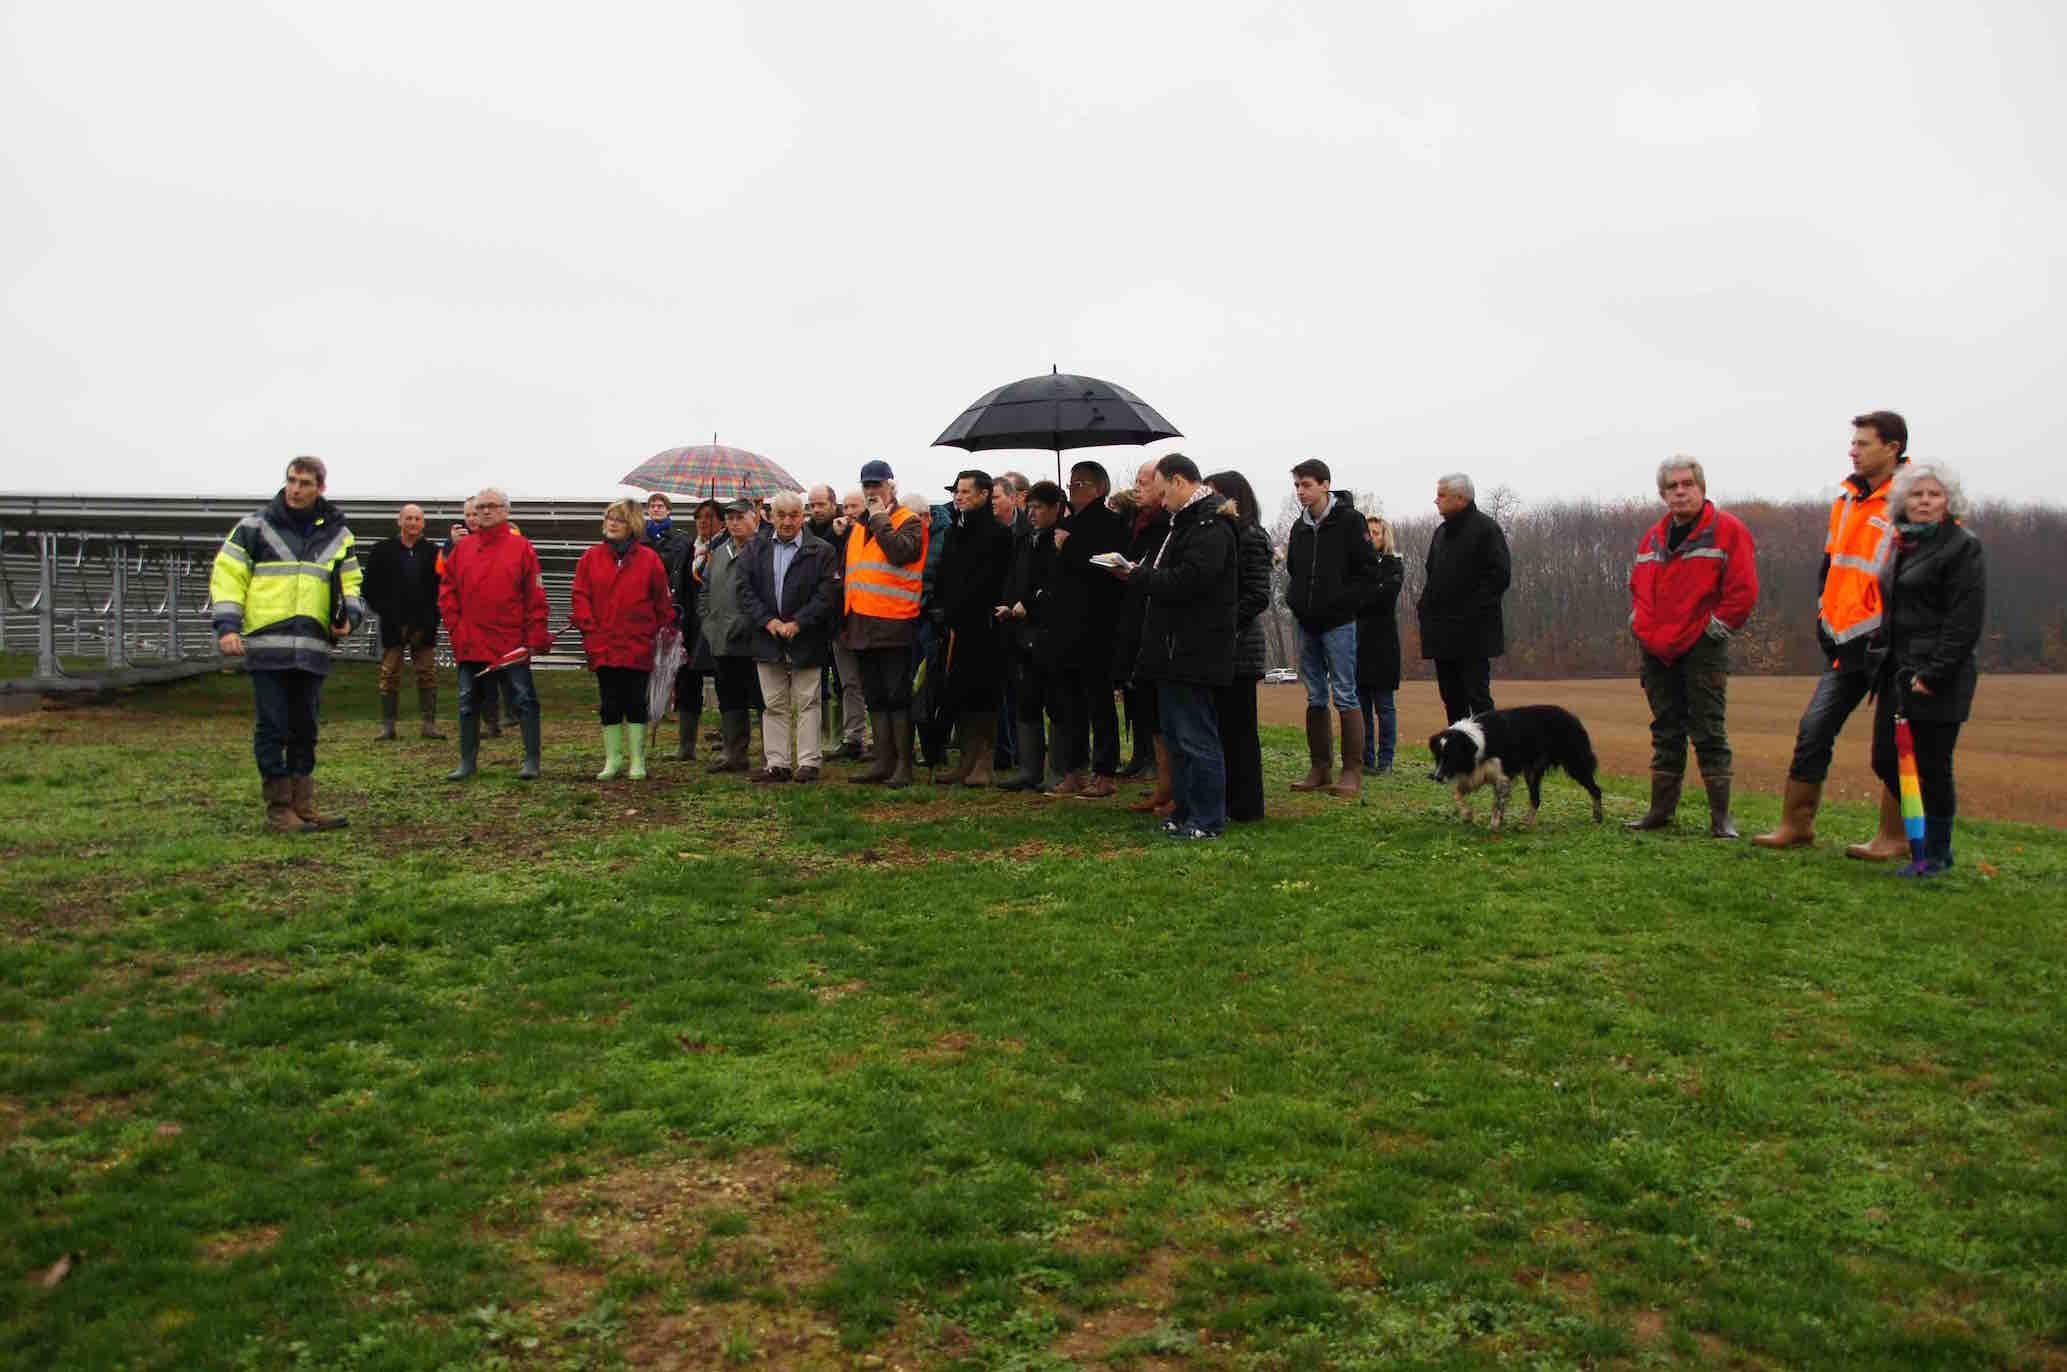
[210,455,365,832]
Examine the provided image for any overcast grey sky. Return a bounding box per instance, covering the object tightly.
[3,0,2061,514]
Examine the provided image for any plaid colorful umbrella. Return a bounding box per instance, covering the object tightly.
[1893,713,1928,866]
[619,443,804,503]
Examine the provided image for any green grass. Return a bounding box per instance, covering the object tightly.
[3,663,2064,1370]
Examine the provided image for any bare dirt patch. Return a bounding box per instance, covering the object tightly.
[495,1149,850,1371]
[200,1224,282,1264]
[1051,1245,1202,1369]
[1260,675,2067,824]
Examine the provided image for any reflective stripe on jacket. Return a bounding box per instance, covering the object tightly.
[1629,500,1758,664]
[1818,468,1901,658]
[208,492,363,675]
[844,506,927,620]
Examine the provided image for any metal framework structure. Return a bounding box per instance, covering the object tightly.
[0,493,627,693]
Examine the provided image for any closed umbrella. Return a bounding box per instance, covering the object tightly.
[1893,677,1928,868]
[933,368,1181,482]
[620,441,804,503]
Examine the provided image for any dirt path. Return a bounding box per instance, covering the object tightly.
[1257,675,2064,825]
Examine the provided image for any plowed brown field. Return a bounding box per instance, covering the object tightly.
[1257,674,2065,825]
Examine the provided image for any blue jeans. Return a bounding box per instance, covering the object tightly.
[1786,665,1872,783]
[1298,622,1360,710]
[457,661,539,723]
[1157,682,1226,835]
[250,668,323,779]
[1358,689,1397,769]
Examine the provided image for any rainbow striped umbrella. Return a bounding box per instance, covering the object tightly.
[1893,713,1927,865]
[620,442,804,503]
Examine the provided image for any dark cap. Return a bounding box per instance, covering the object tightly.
[859,459,895,483]
[721,497,755,516]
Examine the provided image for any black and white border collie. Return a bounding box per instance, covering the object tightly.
[1428,706,1605,832]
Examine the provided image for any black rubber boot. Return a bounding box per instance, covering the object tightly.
[886,711,915,789]
[995,721,1046,791]
[377,692,399,740]
[418,688,446,740]
[1704,775,1738,839]
[1627,771,1683,831]
[708,710,751,772]
[517,710,542,780]
[850,711,895,784]
[445,713,480,781]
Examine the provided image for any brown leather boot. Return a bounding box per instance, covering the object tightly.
[1626,772,1682,831]
[288,775,348,831]
[1845,788,1910,861]
[1329,709,1365,798]
[1078,774,1116,799]
[263,777,313,833]
[1752,779,1821,848]
[1127,737,1171,813]
[1290,706,1333,791]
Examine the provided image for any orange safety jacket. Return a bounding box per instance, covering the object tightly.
[844,507,927,619]
[1817,466,1902,665]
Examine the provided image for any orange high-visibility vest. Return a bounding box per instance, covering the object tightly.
[844,507,927,619]
[1819,469,1900,650]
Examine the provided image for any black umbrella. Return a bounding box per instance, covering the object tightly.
[933,367,1182,482]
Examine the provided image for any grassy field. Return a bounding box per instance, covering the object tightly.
[3,663,2064,1370]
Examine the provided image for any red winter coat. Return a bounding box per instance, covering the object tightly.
[1629,501,1758,664]
[571,541,673,670]
[438,522,549,663]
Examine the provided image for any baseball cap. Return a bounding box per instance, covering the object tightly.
[721,497,755,516]
[858,459,895,483]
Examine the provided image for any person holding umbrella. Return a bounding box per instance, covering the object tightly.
[571,499,675,781]
[930,469,1016,787]
[1865,461,1985,877]
[698,499,768,773]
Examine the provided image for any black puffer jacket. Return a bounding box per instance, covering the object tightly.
[1228,513,1272,682]
[1285,493,1379,630]
[1418,501,1511,659]
[1137,491,1239,688]
[1356,554,1405,691]
[1871,522,1985,723]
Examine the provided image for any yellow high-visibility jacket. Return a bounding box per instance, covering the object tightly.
[209,492,364,674]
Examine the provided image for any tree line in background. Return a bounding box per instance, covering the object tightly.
[1258,490,2067,678]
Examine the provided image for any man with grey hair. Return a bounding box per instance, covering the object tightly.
[738,491,839,782]
[362,502,446,740]
[1627,457,1760,835]
[438,486,549,780]
[1417,473,1511,723]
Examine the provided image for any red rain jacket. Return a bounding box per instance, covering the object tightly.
[571,541,673,670]
[1629,501,1758,664]
[438,522,549,663]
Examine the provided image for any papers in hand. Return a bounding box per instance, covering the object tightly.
[1089,551,1134,571]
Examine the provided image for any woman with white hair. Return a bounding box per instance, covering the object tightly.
[1866,461,1986,877]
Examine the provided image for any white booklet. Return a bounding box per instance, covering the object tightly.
[1089,551,1135,571]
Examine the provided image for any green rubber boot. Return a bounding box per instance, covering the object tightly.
[595,723,626,780]
[626,720,649,780]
